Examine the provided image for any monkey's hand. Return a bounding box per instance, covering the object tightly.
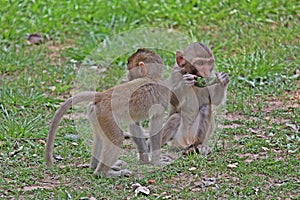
[183,74,198,86]
[120,169,132,177]
[216,72,230,87]
[183,74,217,87]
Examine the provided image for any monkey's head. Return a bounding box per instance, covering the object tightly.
[176,42,215,78]
[127,48,164,81]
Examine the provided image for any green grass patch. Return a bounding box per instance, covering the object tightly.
[1,0,299,199]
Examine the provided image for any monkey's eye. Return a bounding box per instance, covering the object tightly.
[193,61,204,66]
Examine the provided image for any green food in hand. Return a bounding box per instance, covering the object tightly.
[195,76,217,87]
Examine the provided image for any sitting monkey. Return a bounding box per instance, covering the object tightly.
[161,42,230,155]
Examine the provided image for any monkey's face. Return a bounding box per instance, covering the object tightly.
[185,58,215,78]
[176,50,214,78]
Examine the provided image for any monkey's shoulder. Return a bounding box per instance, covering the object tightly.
[119,77,156,87]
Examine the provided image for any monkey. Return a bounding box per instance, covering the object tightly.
[124,49,167,164]
[45,49,170,177]
[160,42,230,155]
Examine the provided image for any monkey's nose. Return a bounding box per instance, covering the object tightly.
[196,71,203,77]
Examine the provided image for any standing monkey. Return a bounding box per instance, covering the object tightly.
[161,42,229,154]
[124,48,166,164]
[46,49,169,177]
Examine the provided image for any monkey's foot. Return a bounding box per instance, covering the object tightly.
[150,155,173,166]
[123,132,131,139]
[183,145,212,156]
[196,145,212,155]
[120,169,132,177]
[96,168,132,177]
[111,160,128,171]
[90,158,127,170]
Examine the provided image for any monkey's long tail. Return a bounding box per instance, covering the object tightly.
[45,91,101,167]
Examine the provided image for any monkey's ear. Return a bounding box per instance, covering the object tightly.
[138,61,147,77]
[176,51,185,67]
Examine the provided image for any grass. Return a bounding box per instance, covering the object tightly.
[1,0,299,199]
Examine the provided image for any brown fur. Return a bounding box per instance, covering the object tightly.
[45,49,169,177]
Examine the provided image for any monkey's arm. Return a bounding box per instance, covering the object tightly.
[184,72,229,106]
[207,84,227,105]
[208,72,229,105]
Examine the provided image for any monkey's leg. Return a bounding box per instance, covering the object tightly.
[90,131,102,169]
[94,138,130,177]
[88,104,102,169]
[149,134,161,165]
[93,122,131,177]
[89,118,126,171]
[130,122,150,164]
[90,106,132,177]
[149,111,164,165]
[197,105,214,155]
[184,105,214,155]
[161,113,181,145]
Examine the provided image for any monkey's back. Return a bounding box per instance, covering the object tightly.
[102,78,170,124]
[129,81,170,121]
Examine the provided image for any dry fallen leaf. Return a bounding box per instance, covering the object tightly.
[256,134,268,139]
[9,146,24,157]
[49,86,56,91]
[188,167,197,171]
[27,34,43,45]
[194,178,217,188]
[77,164,90,168]
[132,183,150,196]
[285,123,299,132]
[262,147,269,151]
[229,9,238,15]
[38,139,46,145]
[227,162,238,168]
[71,142,78,146]
[65,134,79,140]
[132,183,141,190]
[135,186,150,195]
[54,154,64,161]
